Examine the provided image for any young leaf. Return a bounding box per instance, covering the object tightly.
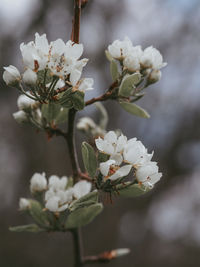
[110,60,119,81]
[82,142,97,178]
[117,183,150,197]
[119,101,150,118]
[69,191,98,212]
[29,200,49,228]
[118,73,141,97]
[54,107,68,124]
[9,224,44,233]
[72,91,85,110]
[105,50,113,61]
[95,102,108,130]
[65,203,103,229]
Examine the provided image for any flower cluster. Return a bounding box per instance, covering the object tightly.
[108,37,167,83]
[20,172,92,213]
[3,33,93,103]
[95,131,162,189]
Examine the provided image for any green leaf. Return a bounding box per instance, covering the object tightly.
[9,224,44,233]
[117,183,150,197]
[98,152,109,163]
[110,60,119,81]
[41,103,68,124]
[105,50,113,61]
[54,107,68,124]
[119,101,150,118]
[118,73,141,97]
[29,200,49,228]
[69,191,98,212]
[65,203,103,229]
[58,88,73,108]
[72,91,85,110]
[95,102,108,130]
[82,142,97,178]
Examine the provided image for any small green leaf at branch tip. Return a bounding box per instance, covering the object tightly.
[117,183,150,197]
[69,191,99,212]
[29,200,49,227]
[65,203,103,229]
[110,60,120,81]
[105,50,113,61]
[82,142,97,178]
[71,90,85,110]
[119,101,150,118]
[118,73,141,97]
[9,224,44,233]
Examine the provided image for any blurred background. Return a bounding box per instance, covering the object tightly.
[0,0,200,266]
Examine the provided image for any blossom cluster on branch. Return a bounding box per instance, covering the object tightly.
[4,28,166,265]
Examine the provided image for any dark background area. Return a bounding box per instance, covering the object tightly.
[0,0,200,266]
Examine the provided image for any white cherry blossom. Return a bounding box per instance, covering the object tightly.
[19,198,30,211]
[22,68,37,85]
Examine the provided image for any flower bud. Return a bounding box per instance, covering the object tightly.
[19,198,30,211]
[17,94,36,110]
[13,110,28,123]
[30,172,47,193]
[22,68,37,85]
[147,69,162,84]
[3,65,21,86]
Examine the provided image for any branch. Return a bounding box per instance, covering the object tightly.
[71,0,81,43]
[72,229,83,267]
[85,81,118,106]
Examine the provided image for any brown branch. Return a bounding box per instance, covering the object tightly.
[71,0,81,43]
[85,81,118,106]
[81,0,89,8]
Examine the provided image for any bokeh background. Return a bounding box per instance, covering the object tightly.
[0,0,200,266]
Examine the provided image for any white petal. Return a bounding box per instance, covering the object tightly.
[100,160,115,176]
[109,165,132,181]
[73,180,92,199]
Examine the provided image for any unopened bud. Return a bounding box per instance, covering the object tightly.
[19,198,30,211]
[13,110,28,123]
[17,94,36,110]
[147,69,162,84]
[23,68,37,85]
[3,65,21,86]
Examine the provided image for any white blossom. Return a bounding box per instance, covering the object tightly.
[100,159,132,181]
[44,176,91,213]
[95,131,127,156]
[77,117,96,131]
[73,180,92,199]
[136,161,162,188]
[22,68,37,85]
[3,65,21,86]
[123,55,140,72]
[19,198,30,211]
[13,110,28,123]
[108,37,133,59]
[17,94,36,110]
[48,175,68,191]
[30,172,47,193]
[78,78,94,91]
[123,138,153,167]
[140,46,167,70]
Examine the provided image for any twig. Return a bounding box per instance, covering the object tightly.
[71,0,81,43]
[85,81,118,106]
[72,229,83,267]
